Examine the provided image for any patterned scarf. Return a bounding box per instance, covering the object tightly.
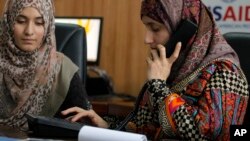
[0,0,61,130]
[141,0,239,84]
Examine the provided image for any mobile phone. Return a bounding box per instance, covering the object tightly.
[165,19,198,57]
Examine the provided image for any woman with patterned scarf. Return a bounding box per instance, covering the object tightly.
[62,0,249,140]
[0,0,91,131]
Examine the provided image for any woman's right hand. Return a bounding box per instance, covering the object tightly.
[146,42,182,80]
[61,107,109,128]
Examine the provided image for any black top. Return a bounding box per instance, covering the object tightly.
[54,73,91,118]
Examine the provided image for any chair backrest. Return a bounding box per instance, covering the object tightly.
[223,32,250,125]
[55,23,87,85]
[223,32,250,82]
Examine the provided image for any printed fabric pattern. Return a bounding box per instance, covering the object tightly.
[133,60,248,140]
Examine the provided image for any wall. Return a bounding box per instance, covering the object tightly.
[0,0,148,96]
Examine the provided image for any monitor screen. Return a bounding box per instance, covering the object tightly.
[55,17,103,65]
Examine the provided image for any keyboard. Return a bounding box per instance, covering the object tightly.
[26,114,84,139]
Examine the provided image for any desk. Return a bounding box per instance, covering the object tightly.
[89,95,135,117]
[0,125,76,141]
[0,96,135,140]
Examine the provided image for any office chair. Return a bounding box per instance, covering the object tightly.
[223,32,250,125]
[55,23,87,85]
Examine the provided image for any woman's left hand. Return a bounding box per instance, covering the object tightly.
[146,42,182,80]
[61,107,109,128]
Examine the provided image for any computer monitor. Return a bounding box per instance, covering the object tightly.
[55,17,103,65]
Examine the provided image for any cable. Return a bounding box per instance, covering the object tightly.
[115,83,148,131]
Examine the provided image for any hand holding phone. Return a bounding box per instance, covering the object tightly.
[165,19,198,58]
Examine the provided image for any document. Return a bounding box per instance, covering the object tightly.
[78,125,147,141]
[0,137,20,141]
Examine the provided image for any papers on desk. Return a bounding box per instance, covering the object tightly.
[78,126,148,141]
[0,137,20,141]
